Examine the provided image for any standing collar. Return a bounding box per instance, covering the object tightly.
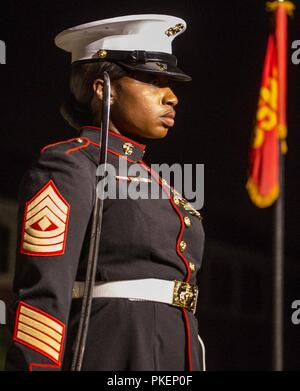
[79,126,146,162]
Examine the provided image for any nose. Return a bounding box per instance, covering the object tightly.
[162,87,179,108]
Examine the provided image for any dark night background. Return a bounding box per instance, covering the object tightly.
[0,0,299,370]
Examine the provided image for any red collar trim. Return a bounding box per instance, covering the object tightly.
[79,126,146,150]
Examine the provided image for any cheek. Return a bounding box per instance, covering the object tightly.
[140,90,161,116]
[113,89,160,128]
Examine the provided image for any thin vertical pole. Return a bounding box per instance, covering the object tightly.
[273,147,285,371]
[272,0,290,371]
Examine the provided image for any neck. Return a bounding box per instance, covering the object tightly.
[91,121,147,146]
[107,121,122,136]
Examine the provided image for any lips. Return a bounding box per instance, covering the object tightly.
[162,110,176,119]
[160,110,176,127]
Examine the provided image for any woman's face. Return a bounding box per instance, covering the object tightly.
[109,72,179,139]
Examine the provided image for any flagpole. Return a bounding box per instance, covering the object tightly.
[266,0,295,371]
[273,141,285,371]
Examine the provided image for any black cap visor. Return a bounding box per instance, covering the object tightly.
[116,61,192,82]
[74,49,192,82]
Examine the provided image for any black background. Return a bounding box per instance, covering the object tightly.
[0,0,299,370]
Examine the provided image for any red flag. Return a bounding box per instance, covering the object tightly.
[246,1,294,208]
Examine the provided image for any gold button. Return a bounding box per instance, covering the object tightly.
[123,142,134,155]
[98,49,107,58]
[184,216,191,228]
[173,196,180,206]
[189,262,196,272]
[179,240,187,253]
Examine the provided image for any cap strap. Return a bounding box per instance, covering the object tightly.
[74,50,178,67]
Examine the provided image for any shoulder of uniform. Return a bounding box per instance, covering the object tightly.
[40,136,90,155]
[22,136,95,194]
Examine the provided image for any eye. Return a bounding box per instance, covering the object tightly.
[148,77,172,88]
[148,78,160,86]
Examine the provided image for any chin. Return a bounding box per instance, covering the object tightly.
[149,126,170,139]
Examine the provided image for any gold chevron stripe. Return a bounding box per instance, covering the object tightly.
[23,232,65,246]
[19,314,62,343]
[16,331,59,361]
[22,241,64,254]
[20,306,63,334]
[25,208,65,231]
[18,323,61,351]
[27,184,68,214]
[21,181,69,255]
[25,225,65,239]
[26,196,67,222]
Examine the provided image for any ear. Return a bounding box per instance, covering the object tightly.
[93,78,104,100]
[93,78,115,104]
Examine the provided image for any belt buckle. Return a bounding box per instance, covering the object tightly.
[172,280,199,314]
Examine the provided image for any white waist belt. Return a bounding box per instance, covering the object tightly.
[72,278,199,314]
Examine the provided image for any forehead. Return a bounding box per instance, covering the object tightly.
[126,71,173,87]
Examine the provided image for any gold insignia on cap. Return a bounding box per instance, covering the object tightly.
[98,49,107,58]
[156,62,167,71]
[123,142,134,156]
[165,23,185,37]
